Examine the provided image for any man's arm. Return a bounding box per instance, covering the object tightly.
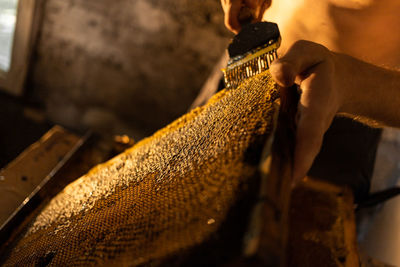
[270,40,400,184]
[220,0,400,184]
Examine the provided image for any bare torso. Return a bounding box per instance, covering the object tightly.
[262,0,400,68]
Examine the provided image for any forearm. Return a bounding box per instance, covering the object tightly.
[270,40,400,182]
[337,53,400,128]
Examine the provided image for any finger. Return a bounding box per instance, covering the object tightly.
[256,0,272,21]
[292,108,326,186]
[224,0,243,34]
[292,63,336,185]
[270,40,330,87]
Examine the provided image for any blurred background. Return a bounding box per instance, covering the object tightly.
[0,0,232,167]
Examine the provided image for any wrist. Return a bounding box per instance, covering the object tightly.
[334,52,400,127]
[333,53,374,115]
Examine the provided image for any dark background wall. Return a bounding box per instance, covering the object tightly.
[27,0,231,139]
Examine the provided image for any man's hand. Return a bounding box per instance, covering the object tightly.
[220,0,271,33]
[270,40,400,185]
[270,40,344,185]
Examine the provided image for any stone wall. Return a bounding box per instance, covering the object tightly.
[29,0,230,139]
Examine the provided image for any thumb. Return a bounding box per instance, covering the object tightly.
[270,40,330,87]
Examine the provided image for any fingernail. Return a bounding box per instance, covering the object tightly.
[291,176,307,189]
[271,61,295,87]
[291,168,300,188]
[291,172,301,188]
